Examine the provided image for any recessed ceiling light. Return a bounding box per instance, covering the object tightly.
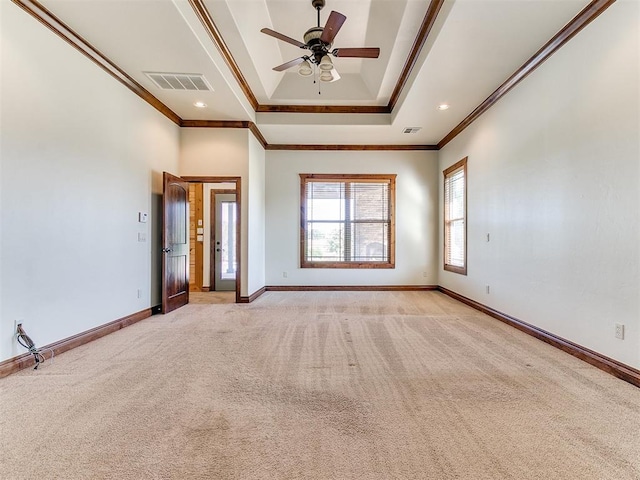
[194,101,207,108]
[438,104,450,110]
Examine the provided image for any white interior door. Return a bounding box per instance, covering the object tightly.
[214,193,237,291]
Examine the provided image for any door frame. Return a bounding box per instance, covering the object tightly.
[182,176,242,304]
[210,189,237,291]
[189,183,204,293]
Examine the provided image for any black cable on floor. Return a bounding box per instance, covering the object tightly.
[16,324,48,369]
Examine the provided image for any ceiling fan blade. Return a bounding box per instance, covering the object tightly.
[333,47,380,58]
[320,11,346,44]
[329,68,341,83]
[261,28,306,48]
[273,57,306,72]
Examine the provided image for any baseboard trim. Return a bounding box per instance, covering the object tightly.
[239,285,437,302]
[0,308,152,379]
[265,285,439,292]
[437,287,640,388]
[239,287,267,303]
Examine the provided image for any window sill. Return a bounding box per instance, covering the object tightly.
[444,264,467,275]
[302,261,395,269]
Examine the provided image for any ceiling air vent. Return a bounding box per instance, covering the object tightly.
[403,127,422,134]
[144,72,213,91]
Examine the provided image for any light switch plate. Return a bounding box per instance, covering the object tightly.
[138,212,148,223]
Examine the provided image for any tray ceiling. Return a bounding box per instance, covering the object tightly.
[30,0,603,145]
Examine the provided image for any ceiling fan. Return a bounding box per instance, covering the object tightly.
[260,0,380,83]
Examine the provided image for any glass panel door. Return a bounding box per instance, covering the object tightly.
[214,194,237,291]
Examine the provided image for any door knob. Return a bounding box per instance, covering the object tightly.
[162,248,172,253]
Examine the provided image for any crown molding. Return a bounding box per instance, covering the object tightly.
[188,0,445,116]
[179,120,267,148]
[11,0,182,126]
[187,0,259,111]
[437,0,616,149]
[248,122,269,149]
[180,120,251,128]
[265,144,438,151]
[256,105,390,114]
[180,121,436,150]
[388,0,445,112]
[12,0,616,152]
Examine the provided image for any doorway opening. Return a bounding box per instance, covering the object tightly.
[187,185,237,293]
[162,174,241,313]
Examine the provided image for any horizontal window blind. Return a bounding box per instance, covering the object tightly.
[301,175,395,268]
[444,159,467,274]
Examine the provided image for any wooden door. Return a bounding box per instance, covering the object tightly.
[162,172,190,313]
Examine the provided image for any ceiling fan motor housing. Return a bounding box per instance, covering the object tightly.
[303,27,324,46]
[311,0,325,10]
[304,27,330,64]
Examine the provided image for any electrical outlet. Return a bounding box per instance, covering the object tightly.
[423,272,428,278]
[486,285,490,294]
[137,289,142,299]
[615,323,625,340]
[283,271,288,278]
[486,233,490,242]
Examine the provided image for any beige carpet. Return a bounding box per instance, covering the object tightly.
[1,291,639,479]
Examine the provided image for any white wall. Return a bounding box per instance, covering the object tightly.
[265,150,439,286]
[438,1,639,369]
[247,134,266,295]
[0,2,180,362]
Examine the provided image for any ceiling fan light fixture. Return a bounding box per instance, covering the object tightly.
[319,55,333,71]
[298,60,313,76]
[260,1,379,87]
[319,70,334,82]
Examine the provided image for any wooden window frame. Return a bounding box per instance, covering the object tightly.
[443,158,467,275]
[300,174,396,269]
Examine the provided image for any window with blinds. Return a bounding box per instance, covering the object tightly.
[443,158,467,275]
[300,174,396,268]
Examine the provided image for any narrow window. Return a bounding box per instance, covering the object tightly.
[443,158,467,275]
[300,174,396,268]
